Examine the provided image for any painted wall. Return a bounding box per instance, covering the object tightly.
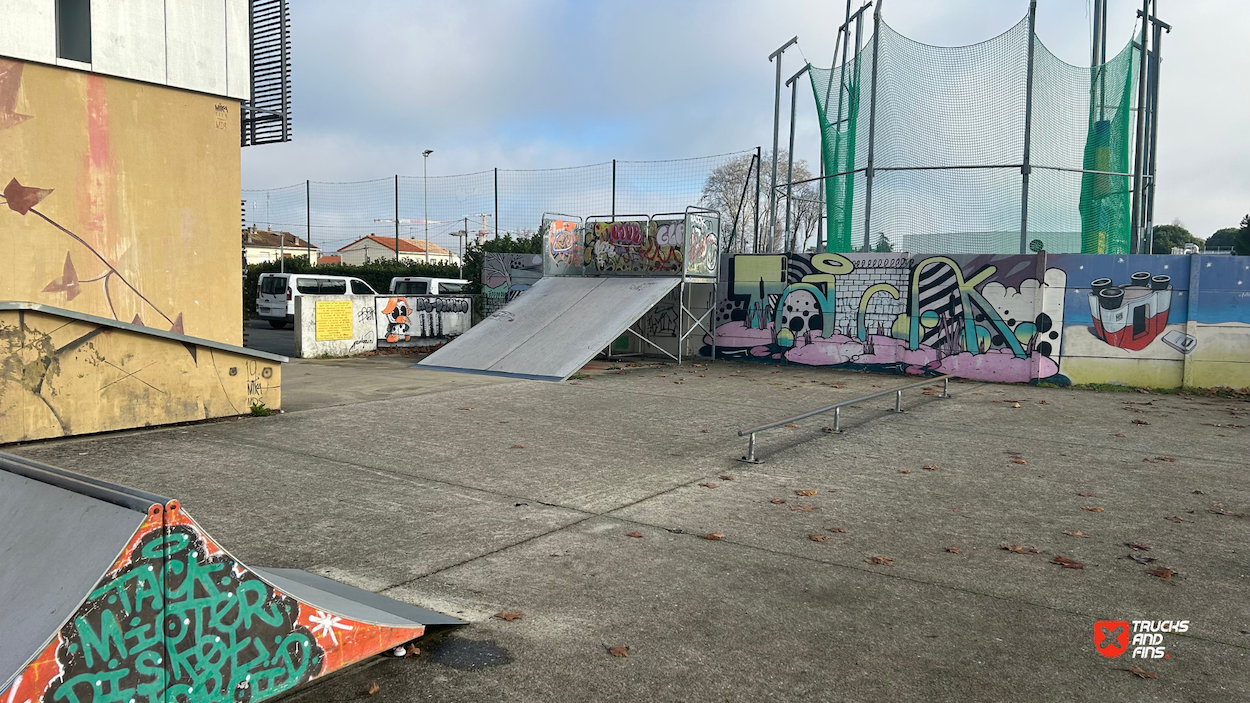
[0,0,251,100]
[376,295,470,346]
[0,59,243,346]
[709,252,1250,390]
[482,253,542,314]
[0,308,280,444]
[293,295,378,358]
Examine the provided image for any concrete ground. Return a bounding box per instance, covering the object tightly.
[10,360,1249,702]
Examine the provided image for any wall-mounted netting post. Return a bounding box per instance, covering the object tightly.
[809,8,1139,254]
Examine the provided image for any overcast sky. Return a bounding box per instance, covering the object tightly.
[242,0,1249,242]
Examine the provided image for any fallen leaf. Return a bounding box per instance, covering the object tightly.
[1001,544,1043,554]
[808,534,828,542]
[865,555,894,566]
[1082,506,1104,513]
[494,611,523,622]
[1012,402,1021,408]
[1137,388,1150,394]
[795,489,817,497]
[922,465,940,471]
[718,475,735,481]
[897,470,912,474]
[1062,530,1090,538]
[626,531,643,538]
[1209,508,1247,518]
[1038,400,1048,405]
[1146,566,1177,579]
[789,504,815,512]
[770,498,787,504]
[1114,433,1126,437]
[405,643,421,658]
[1156,456,1175,462]
[368,682,380,695]
[607,645,629,658]
[697,482,719,489]
[783,423,798,427]
[702,533,724,541]
[1125,543,1150,551]
[458,407,473,410]
[1012,459,1028,465]
[1125,666,1158,679]
[701,429,709,433]
[1051,554,1085,569]
[945,546,963,553]
[1126,554,1156,564]
[1164,516,1187,523]
[828,527,847,533]
[1077,492,1096,497]
[1132,419,1150,425]
[510,444,526,449]
[1192,490,1205,495]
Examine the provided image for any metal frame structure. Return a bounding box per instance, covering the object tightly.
[242,0,292,147]
[737,374,953,463]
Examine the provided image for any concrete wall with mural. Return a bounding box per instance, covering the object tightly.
[293,296,379,358]
[377,295,471,346]
[709,252,1249,390]
[0,305,281,443]
[0,59,243,346]
[482,253,543,314]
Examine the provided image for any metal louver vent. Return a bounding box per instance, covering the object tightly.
[241,0,291,146]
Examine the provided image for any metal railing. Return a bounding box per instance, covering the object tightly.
[737,374,954,463]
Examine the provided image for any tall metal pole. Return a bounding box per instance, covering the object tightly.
[462,216,467,277]
[861,0,885,253]
[1129,0,1150,254]
[612,159,616,220]
[494,167,499,239]
[784,64,810,253]
[818,138,825,252]
[769,36,799,252]
[305,179,311,263]
[754,145,762,252]
[394,174,401,262]
[1144,7,1169,248]
[1019,0,1038,254]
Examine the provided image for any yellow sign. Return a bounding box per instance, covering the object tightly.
[315,300,354,341]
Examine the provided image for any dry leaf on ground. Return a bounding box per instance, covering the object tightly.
[1164,516,1187,523]
[718,475,735,481]
[795,489,817,496]
[1126,666,1158,679]
[945,546,963,553]
[866,555,895,566]
[1082,506,1105,513]
[368,683,381,695]
[458,407,472,411]
[607,645,629,658]
[1012,402,1022,408]
[1132,419,1150,425]
[404,644,421,658]
[1126,542,1150,551]
[1192,489,1205,495]
[809,534,828,542]
[494,611,523,622]
[898,470,913,474]
[702,533,724,541]
[1114,433,1126,437]
[510,444,526,449]
[789,504,815,512]
[1012,459,1028,465]
[783,423,797,427]
[1077,492,1096,497]
[1156,456,1175,462]
[626,531,643,538]
[1051,554,1085,569]
[770,498,787,504]
[1146,566,1177,579]
[1001,544,1043,554]
[1063,530,1090,538]
[697,482,719,489]
[922,465,940,471]
[828,527,847,533]
[1126,554,1156,564]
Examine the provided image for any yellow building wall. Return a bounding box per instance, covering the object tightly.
[0,309,279,443]
[0,59,242,345]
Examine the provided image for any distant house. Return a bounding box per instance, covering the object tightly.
[336,235,458,265]
[317,255,342,265]
[243,227,319,265]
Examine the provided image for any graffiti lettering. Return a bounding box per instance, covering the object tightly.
[607,223,643,247]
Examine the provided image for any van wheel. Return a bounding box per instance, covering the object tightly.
[268,320,286,329]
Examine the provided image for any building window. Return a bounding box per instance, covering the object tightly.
[56,0,92,63]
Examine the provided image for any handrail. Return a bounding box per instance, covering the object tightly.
[737,374,954,463]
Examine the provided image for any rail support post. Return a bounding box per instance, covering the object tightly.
[833,406,842,433]
[941,377,951,399]
[891,389,904,413]
[739,433,763,464]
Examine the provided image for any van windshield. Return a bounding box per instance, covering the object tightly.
[438,282,465,294]
[394,281,428,295]
[260,276,287,295]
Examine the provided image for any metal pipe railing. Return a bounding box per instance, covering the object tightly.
[737,374,953,463]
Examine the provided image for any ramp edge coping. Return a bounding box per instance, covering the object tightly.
[0,451,168,513]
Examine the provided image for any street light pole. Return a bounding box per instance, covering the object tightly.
[423,149,433,264]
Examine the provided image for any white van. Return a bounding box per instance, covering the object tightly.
[256,273,378,329]
[389,277,469,296]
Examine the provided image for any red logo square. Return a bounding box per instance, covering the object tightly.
[1095,620,1129,658]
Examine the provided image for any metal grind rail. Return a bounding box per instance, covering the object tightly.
[737,374,955,463]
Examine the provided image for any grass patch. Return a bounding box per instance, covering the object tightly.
[568,373,590,380]
[250,403,274,417]
[1065,383,1249,399]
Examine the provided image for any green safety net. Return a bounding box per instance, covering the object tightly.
[810,15,1139,254]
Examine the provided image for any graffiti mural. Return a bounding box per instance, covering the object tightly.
[709,253,1068,383]
[583,220,683,274]
[0,505,422,703]
[683,213,720,278]
[374,296,471,345]
[481,253,543,314]
[541,218,582,275]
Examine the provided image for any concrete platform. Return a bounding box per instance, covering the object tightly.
[10,361,1249,702]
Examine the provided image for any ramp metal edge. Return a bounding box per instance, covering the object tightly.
[0,452,164,513]
[410,363,565,383]
[0,451,172,508]
[252,567,467,627]
[0,302,288,363]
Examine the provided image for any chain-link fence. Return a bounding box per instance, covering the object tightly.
[242,150,765,263]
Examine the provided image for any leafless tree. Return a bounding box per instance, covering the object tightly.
[700,150,820,253]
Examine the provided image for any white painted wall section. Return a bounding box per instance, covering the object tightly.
[91,0,166,85]
[165,0,226,96]
[0,0,56,64]
[225,0,250,100]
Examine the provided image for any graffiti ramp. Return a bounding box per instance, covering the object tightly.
[0,452,463,703]
[418,275,681,381]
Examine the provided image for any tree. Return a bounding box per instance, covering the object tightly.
[700,150,816,253]
[873,233,893,252]
[1150,221,1202,254]
[1205,227,1240,251]
[1238,215,1250,256]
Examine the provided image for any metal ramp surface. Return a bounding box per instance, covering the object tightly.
[0,453,463,703]
[418,275,681,381]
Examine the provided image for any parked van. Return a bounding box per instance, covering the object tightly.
[256,273,378,329]
[388,277,469,296]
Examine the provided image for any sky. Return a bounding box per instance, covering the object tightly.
[242,0,1250,250]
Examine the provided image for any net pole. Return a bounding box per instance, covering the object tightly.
[494,167,498,239]
[818,137,825,252]
[1019,0,1037,255]
[768,37,798,252]
[612,159,616,220]
[1144,15,1165,245]
[305,179,311,263]
[861,0,884,253]
[1129,0,1150,254]
[784,64,809,253]
[754,145,761,252]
